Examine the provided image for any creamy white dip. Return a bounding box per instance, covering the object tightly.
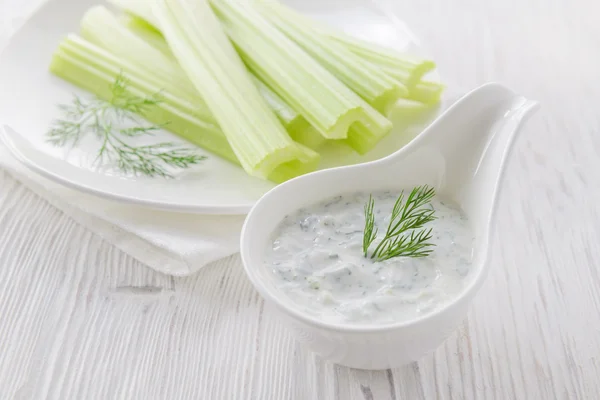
[264,190,475,324]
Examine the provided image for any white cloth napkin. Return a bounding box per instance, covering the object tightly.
[0,144,245,276]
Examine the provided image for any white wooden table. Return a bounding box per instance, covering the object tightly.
[2,0,600,398]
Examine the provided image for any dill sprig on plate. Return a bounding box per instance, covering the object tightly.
[362,185,437,261]
[47,74,206,178]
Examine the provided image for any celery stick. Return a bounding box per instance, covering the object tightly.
[250,0,435,90]
[121,13,308,129]
[52,35,322,180]
[52,35,320,181]
[329,33,436,89]
[110,0,318,126]
[109,0,439,101]
[66,35,322,181]
[211,0,392,152]
[106,1,391,151]
[394,98,433,113]
[251,75,326,149]
[107,0,158,26]
[59,35,198,119]
[119,14,173,57]
[50,37,239,163]
[318,35,444,104]
[325,30,444,103]
[81,6,214,122]
[286,119,327,151]
[254,1,408,115]
[154,0,319,180]
[121,12,161,35]
[84,6,320,151]
[122,12,322,149]
[268,148,320,183]
[409,81,445,105]
[251,75,297,127]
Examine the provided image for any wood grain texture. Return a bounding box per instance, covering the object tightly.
[1,0,600,398]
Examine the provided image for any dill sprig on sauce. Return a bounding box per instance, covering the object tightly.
[362,185,437,261]
[362,194,378,257]
[47,74,205,178]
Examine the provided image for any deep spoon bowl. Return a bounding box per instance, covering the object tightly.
[240,83,539,370]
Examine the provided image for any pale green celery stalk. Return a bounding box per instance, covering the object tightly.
[388,98,433,123]
[251,75,326,149]
[107,0,159,26]
[60,34,198,119]
[109,0,439,106]
[105,0,389,151]
[81,6,214,122]
[254,1,407,115]
[50,35,318,183]
[409,81,445,105]
[326,31,436,89]
[53,35,321,180]
[50,35,238,163]
[253,0,435,90]
[119,13,324,149]
[121,12,161,34]
[329,32,445,104]
[211,0,392,153]
[119,14,173,57]
[394,98,432,112]
[83,5,323,155]
[154,0,319,180]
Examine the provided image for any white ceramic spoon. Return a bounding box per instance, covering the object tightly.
[240,82,539,370]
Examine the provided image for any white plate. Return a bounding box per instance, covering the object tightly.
[0,0,441,215]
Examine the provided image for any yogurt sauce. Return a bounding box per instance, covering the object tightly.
[264,190,475,325]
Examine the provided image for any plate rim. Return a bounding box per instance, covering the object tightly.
[0,125,255,215]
